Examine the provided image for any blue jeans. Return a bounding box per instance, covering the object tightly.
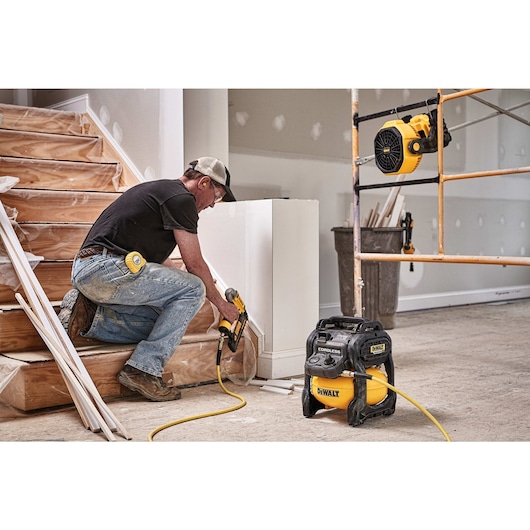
[71,250,206,377]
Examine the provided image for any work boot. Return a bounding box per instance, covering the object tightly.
[117,364,182,402]
[58,289,79,332]
[61,289,97,340]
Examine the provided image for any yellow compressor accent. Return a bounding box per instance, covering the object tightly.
[311,367,388,409]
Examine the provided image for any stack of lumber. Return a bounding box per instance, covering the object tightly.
[361,174,407,228]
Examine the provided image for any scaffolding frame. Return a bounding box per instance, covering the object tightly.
[351,88,530,318]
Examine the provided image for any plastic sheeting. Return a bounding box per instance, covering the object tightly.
[0,177,43,291]
[0,102,84,135]
[0,356,20,394]
[0,156,122,192]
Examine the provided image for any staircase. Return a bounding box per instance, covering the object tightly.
[0,102,252,412]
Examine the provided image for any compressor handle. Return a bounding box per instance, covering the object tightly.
[358,320,384,333]
[317,316,384,332]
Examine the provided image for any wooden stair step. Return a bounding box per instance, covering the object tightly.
[2,188,121,223]
[0,102,259,414]
[0,156,123,192]
[0,332,247,411]
[0,129,103,163]
[0,103,85,135]
[0,298,217,353]
[14,223,90,260]
[0,261,72,304]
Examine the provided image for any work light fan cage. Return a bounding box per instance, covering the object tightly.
[374,127,403,173]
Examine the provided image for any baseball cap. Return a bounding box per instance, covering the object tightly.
[191,157,236,202]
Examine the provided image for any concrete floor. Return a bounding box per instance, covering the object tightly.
[1,298,530,443]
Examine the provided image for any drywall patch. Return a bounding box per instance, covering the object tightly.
[144,167,156,181]
[99,105,111,126]
[311,122,322,141]
[235,111,249,126]
[272,114,285,132]
[112,122,123,145]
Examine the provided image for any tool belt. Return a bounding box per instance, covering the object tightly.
[76,246,113,260]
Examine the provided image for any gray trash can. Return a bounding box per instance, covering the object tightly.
[332,226,404,329]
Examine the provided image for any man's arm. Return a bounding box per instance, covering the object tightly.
[172,228,240,324]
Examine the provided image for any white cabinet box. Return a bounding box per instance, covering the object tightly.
[199,199,319,378]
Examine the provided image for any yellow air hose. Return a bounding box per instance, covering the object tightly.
[148,334,450,442]
[148,339,246,442]
[356,372,452,442]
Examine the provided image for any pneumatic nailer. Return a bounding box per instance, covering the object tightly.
[218,288,248,353]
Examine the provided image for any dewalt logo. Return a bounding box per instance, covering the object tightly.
[370,343,386,354]
[317,388,340,398]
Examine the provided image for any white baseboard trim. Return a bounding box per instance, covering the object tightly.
[397,285,530,312]
[257,348,306,379]
[47,94,89,113]
[320,285,530,318]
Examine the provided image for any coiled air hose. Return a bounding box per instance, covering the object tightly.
[148,336,246,442]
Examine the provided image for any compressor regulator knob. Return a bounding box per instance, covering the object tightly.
[324,354,335,365]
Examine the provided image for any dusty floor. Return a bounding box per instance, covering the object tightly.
[1,298,530,443]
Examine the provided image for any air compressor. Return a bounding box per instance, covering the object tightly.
[302,316,396,426]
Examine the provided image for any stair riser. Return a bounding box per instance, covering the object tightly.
[3,189,120,223]
[0,103,84,135]
[16,224,90,260]
[0,156,121,192]
[0,130,103,163]
[0,262,72,304]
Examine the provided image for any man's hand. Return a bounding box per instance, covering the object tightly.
[219,298,240,326]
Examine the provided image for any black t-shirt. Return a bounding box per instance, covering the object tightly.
[81,179,198,263]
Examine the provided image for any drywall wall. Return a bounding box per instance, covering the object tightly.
[31,89,184,181]
[228,89,530,315]
[12,88,530,316]
[183,89,229,166]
